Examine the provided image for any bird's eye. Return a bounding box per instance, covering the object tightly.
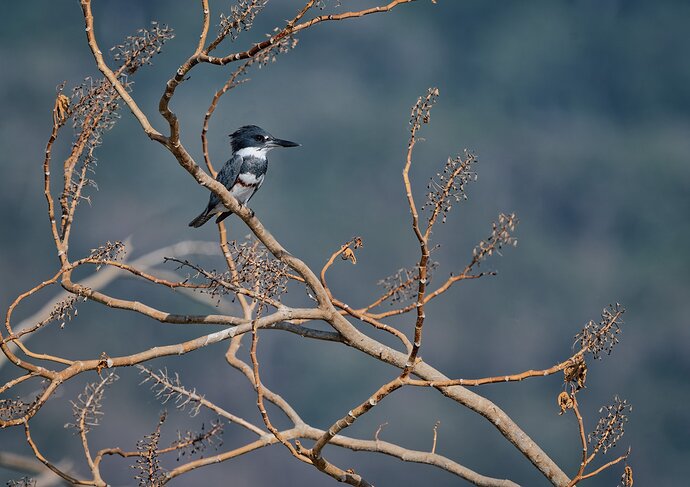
[254,134,263,141]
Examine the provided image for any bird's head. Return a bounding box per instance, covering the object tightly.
[229,125,299,156]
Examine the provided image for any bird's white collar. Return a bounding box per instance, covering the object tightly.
[236,146,270,158]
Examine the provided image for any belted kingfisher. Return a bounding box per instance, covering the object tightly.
[189,125,299,227]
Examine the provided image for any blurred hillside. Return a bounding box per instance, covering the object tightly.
[1,1,689,485]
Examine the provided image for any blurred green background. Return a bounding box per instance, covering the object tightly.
[1,1,689,485]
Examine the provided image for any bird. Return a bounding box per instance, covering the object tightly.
[189,125,299,228]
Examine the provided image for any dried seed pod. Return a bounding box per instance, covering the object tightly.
[54,92,71,126]
[620,465,634,487]
[557,391,574,415]
[564,357,588,390]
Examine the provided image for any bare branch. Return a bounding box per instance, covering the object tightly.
[137,365,265,436]
[1,3,632,487]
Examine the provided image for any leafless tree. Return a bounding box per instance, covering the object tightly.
[1,2,633,486]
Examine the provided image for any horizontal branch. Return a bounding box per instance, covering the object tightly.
[164,424,519,487]
[0,240,220,369]
[201,0,417,66]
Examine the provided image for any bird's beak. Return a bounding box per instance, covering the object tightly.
[269,137,300,148]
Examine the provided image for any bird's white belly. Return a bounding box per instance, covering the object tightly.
[211,173,264,214]
[238,172,263,185]
[230,183,257,205]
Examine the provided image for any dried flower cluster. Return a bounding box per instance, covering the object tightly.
[378,262,438,305]
[66,372,118,434]
[588,396,632,455]
[316,0,343,10]
[167,239,289,305]
[228,239,290,301]
[409,87,440,135]
[138,367,204,418]
[0,397,32,423]
[133,413,167,487]
[575,303,625,359]
[6,477,36,487]
[471,213,519,264]
[255,32,299,68]
[70,76,122,140]
[111,22,175,75]
[58,21,173,231]
[171,420,224,461]
[89,240,126,264]
[48,295,79,329]
[423,151,477,224]
[60,76,123,219]
[218,0,268,43]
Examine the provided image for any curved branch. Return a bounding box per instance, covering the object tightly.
[79,0,165,143]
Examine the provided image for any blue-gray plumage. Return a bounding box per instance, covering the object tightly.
[189,125,299,228]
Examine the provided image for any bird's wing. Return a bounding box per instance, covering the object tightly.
[217,152,244,189]
[208,153,244,208]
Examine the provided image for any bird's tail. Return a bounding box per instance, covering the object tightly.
[188,208,214,228]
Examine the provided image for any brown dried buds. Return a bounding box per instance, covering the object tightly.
[133,412,167,486]
[575,303,625,359]
[423,151,478,224]
[218,0,268,43]
[471,213,518,265]
[111,22,175,75]
[410,87,440,136]
[588,396,632,455]
[89,240,126,266]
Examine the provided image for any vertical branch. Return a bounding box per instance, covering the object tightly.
[401,88,439,374]
[431,420,440,454]
[570,394,588,483]
[217,224,251,315]
[201,60,251,175]
[225,337,304,426]
[195,0,210,54]
[44,92,69,265]
[61,146,96,248]
[248,314,309,462]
